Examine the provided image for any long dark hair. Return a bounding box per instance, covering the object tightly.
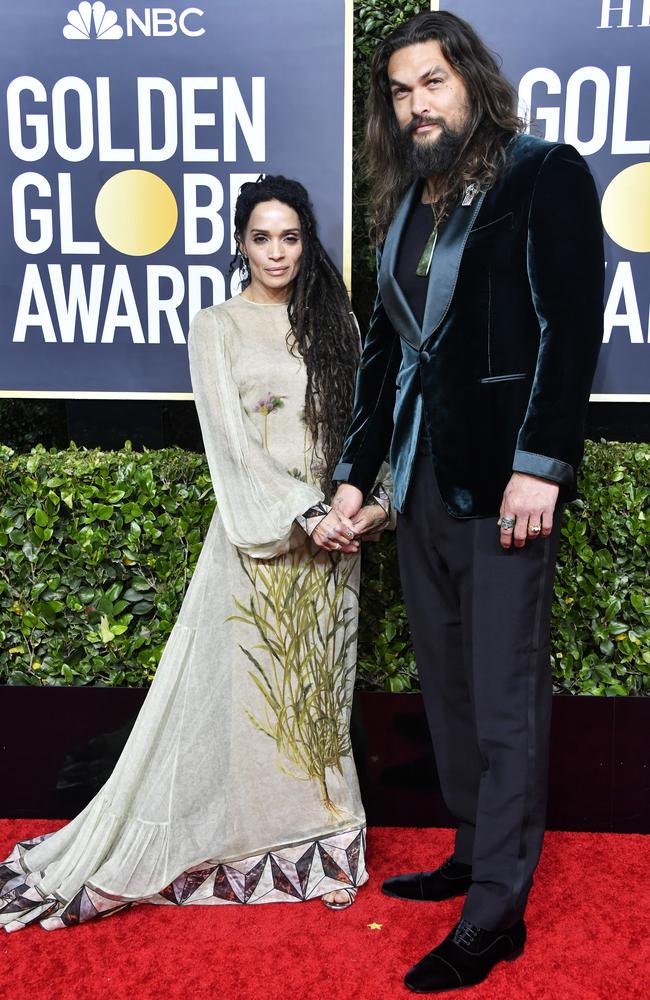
[231,175,359,500]
[364,10,525,242]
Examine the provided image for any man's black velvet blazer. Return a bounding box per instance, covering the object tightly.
[334,134,605,517]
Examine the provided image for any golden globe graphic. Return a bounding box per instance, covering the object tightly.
[601,163,650,255]
[95,170,179,256]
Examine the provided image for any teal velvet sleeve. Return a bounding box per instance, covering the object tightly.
[515,144,605,486]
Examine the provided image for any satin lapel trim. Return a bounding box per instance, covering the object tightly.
[378,183,422,350]
[420,190,486,347]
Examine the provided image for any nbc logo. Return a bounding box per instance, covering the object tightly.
[63,2,123,40]
[62,3,206,39]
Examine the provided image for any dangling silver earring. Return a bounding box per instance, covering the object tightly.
[240,252,250,283]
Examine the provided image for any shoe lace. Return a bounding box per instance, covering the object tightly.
[451,919,480,949]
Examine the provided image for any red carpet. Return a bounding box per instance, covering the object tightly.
[1,822,648,1000]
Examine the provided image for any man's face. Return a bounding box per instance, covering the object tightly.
[387,40,471,176]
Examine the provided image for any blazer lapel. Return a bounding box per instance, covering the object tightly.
[378,183,422,350]
[420,190,486,346]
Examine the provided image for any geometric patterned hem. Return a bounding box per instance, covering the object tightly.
[0,825,367,932]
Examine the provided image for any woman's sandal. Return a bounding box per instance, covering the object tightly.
[322,886,357,910]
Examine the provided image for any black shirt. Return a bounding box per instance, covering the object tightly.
[394,197,436,329]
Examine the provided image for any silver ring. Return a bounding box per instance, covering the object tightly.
[529,524,541,534]
[500,516,515,531]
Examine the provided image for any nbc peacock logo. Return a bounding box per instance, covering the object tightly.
[63,2,124,40]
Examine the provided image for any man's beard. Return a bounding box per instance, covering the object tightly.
[398,115,472,179]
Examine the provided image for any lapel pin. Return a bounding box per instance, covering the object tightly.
[462,183,479,207]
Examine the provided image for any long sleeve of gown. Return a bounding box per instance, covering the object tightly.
[188,306,324,559]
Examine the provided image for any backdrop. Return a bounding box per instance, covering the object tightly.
[442,0,650,400]
[0,0,351,398]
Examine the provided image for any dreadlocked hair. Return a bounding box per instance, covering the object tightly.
[364,10,525,244]
[231,175,360,501]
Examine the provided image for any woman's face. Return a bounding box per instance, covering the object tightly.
[240,199,303,299]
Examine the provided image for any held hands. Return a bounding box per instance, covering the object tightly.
[498,472,559,549]
[332,483,389,539]
[311,484,389,552]
[311,508,359,554]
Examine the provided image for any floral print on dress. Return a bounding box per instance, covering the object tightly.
[231,548,359,819]
[254,393,286,449]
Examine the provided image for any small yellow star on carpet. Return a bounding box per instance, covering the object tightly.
[367,922,383,930]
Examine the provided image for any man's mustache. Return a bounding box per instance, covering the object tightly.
[404,115,447,136]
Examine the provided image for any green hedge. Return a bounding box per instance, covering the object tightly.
[0,441,648,695]
[0,444,214,687]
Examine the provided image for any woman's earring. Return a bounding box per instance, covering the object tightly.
[240,253,249,282]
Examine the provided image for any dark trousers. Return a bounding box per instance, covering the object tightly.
[397,452,562,930]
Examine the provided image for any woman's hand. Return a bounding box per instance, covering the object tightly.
[311,509,359,553]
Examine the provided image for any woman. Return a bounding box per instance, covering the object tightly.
[0,176,391,931]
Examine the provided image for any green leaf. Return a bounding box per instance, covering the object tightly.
[98,615,115,643]
[105,582,123,603]
[132,600,155,614]
[93,504,114,520]
[22,540,38,562]
[123,588,153,603]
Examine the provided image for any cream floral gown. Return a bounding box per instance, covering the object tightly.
[0,295,389,932]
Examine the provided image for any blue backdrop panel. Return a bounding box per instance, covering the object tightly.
[443,0,650,398]
[0,1,347,395]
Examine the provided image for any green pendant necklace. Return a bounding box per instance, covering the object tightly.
[415,219,438,277]
[415,184,479,277]
[416,196,441,277]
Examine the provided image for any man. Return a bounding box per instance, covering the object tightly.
[331,10,604,994]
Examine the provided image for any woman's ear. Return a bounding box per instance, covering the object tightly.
[235,234,247,262]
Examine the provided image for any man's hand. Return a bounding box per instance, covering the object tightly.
[332,483,364,520]
[499,472,559,549]
[351,503,390,541]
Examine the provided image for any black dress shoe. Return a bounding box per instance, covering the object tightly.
[382,857,472,902]
[404,917,526,993]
